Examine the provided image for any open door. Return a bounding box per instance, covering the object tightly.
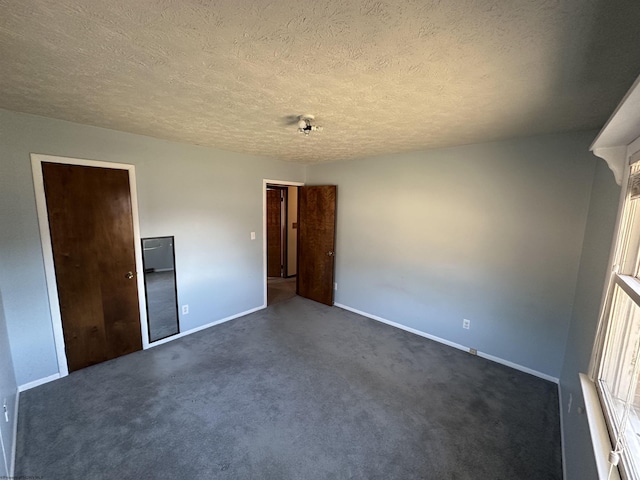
[297,186,337,306]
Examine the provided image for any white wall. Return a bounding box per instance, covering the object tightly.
[307,132,600,379]
[0,108,305,386]
[559,160,620,480]
[0,289,18,477]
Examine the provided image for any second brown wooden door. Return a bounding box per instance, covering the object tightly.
[266,189,283,277]
[42,162,143,372]
[297,186,337,306]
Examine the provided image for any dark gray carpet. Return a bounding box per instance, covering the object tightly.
[16,296,561,479]
[267,277,296,305]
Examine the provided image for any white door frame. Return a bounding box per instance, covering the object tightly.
[263,179,304,307]
[31,153,149,378]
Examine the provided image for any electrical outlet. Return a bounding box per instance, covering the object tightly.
[3,400,8,422]
[250,232,256,240]
[469,348,477,355]
[463,319,470,329]
[182,305,189,315]
[334,282,338,291]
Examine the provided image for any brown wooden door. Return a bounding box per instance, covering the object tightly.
[297,186,337,306]
[42,162,142,372]
[267,189,282,277]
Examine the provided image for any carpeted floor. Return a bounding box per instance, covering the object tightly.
[267,276,296,305]
[15,296,562,479]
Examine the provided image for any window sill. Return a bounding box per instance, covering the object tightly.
[580,373,621,480]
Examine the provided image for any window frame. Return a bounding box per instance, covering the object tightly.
[587,150,640,480]
[595,274,640,480]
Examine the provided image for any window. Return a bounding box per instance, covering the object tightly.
[592,162,640,479]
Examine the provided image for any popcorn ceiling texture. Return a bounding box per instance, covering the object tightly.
[0,0,639,163]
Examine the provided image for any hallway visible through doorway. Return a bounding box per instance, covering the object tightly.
[263,180,338,308]
[267,277,296,305]
[265,180,301,306]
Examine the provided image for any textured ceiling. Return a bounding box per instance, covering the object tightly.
[1,1,640,164]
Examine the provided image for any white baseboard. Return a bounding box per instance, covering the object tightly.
[335,303,470,352]
[335,303,559,384]
[477,351,559,383]
[558,385,567,480]
[10,389,19,477]
[147,305,266,348]
[18,373,60,392]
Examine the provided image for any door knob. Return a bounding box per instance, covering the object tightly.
[327,251,334,256]
[125,271,134,279]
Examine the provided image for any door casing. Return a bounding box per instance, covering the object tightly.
[262,179,304,306]
[31,154,149,378]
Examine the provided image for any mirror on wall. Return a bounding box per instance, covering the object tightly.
[142,236,180,342]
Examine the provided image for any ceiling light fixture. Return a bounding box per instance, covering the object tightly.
[297,115,322,136]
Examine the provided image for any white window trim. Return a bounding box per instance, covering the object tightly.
[586,72,640,480]
[582,149,639,480]
[581,373,622,480]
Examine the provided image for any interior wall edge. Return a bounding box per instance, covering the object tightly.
[558,384,568,480]
[556,157,620,480]
[9,390,18,477]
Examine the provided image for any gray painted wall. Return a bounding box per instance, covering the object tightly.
[0,289,17,477]
[0,108,305,386]
[306,132,599,378]
[560,160,620,480]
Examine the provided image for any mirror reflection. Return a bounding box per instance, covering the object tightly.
[142,236,180,342]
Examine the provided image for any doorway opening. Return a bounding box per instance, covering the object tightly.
[265,181,301,305]
[262,180,338,308]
